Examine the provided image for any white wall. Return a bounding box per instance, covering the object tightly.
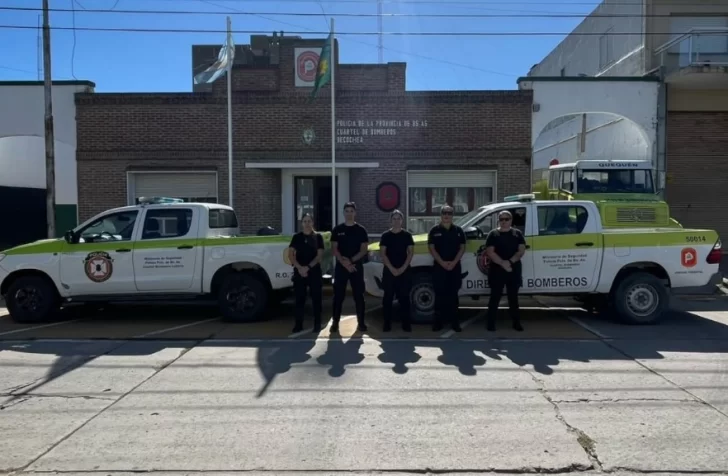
[521,78,659,185]
[533,114,650,181]
[0,82,93,206]
[527,0,646,78]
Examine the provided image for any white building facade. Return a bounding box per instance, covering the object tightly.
[0,80,94,249]
[527,0,728,241]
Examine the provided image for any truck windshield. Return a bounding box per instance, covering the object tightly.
[577,169,655,194]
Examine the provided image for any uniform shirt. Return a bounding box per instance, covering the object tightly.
[485,227,526,275]
[289,231,325,269]
[331,222,369,262]
[427,223,467,264]
[379,228,415,269]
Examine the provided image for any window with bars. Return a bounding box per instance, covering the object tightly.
[408,186,493,234]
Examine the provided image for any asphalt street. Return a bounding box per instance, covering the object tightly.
[1,292,728,475]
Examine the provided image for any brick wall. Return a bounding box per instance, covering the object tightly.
[75,48,533,234]
[666,111,728,241]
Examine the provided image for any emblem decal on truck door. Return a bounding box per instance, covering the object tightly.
[83,251,114,283]
[680,247,698,268]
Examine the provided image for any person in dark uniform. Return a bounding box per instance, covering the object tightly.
[379,209,415,332]
[331,202,370,333]
[427,205,466,332]
[288,213,325,333]
[484,210,526,332]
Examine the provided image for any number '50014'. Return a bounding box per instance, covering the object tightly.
[686,236,706,243]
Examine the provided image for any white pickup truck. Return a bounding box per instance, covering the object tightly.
[0,199,331,323]
[364,195,723,325]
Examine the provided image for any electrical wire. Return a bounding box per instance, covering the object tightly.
[84,0,728,6]
[0,6,696,18]
[0,24,697,36]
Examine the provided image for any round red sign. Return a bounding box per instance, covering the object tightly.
[376,182,400,212]
[297,50,320,83]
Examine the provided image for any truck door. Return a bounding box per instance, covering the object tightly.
[529,203,601,293]
[132,207,201,292]
[59,210,140,296]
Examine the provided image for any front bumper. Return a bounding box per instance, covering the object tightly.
[672,271,724,296]
[363,262,385,298]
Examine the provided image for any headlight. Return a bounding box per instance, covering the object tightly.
[367,251,382,263]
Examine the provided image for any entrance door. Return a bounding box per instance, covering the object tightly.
[294,176,338,232]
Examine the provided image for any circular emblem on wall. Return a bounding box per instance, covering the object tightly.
[475,244,490,275]
[83,251,114,283]
[302,128,316,145]
[297,50,320,83]
[376,182,400,213]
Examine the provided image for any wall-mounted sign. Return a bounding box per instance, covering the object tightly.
[376,182,400,212]
[336,119,428,144]
[295,48,322,87]
[302,127,316,145]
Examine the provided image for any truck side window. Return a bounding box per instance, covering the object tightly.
[79,211,139,243]
[209,209,239,229]
[538,206,588,236]
[141,209,193,240]
[474,207,527,235]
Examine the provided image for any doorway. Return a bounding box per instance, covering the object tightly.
[294,176,338,232]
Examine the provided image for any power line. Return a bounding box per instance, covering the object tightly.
[96,0,728,5]
[1,6,699,18]
[0,24,695,36]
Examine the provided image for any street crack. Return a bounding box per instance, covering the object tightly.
[523,369,603,471]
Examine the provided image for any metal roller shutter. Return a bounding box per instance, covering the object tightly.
[407,171,496,188]
[132,173,217,200]
[666,112,728,242]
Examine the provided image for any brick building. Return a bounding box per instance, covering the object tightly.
[75,37,532,235]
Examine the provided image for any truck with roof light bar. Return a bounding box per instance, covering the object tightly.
[364,194,722,326]
[0,199,332,323]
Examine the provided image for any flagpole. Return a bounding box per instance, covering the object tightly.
[330,17,336,231]
[226,16,234,209]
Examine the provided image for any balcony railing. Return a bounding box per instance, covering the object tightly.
[655,27,728,72]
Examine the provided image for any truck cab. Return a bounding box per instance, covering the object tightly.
[543,160,681,228]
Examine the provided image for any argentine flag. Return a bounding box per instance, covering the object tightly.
[194,30,236,85]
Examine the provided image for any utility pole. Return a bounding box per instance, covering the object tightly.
[42,0,56,238]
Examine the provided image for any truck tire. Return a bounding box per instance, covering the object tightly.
[612,272,668,325]
[218,272,268,323]
[409,272,436,324]
[5,275,60,324]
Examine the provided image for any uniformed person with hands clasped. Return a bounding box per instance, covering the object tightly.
[379,209,415,332]
[427,205,466,332]
[288,213,325,334]
[484,210,526,332]
[331,202,370,333]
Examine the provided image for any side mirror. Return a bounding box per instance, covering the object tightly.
[64,230,76,244]
[463,226,481,240]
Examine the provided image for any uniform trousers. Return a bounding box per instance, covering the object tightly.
[433,264,461,325]
[486,268,522,326]
[332,262,366,325]
[382,268,411,325]
[293,268,323,327]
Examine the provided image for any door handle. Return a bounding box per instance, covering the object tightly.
[575,242,594,247]
[116,248,131,253]
[177,245,194,250]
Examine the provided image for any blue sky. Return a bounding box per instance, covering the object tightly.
[0,0,599,92]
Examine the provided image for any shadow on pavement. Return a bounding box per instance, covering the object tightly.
[1,297,727,396]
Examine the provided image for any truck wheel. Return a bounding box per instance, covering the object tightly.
[612,272,668,325]
[5,275,60,324]
[409,272,436,324]
[218,273,268,323]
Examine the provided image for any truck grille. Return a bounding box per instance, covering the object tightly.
[616,207,657,223]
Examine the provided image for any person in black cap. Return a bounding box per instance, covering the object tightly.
[379,209,414,332]
[331,202,370,333]
[484,209,526,332]
[427,204,466,332]
[288,213,325,333]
